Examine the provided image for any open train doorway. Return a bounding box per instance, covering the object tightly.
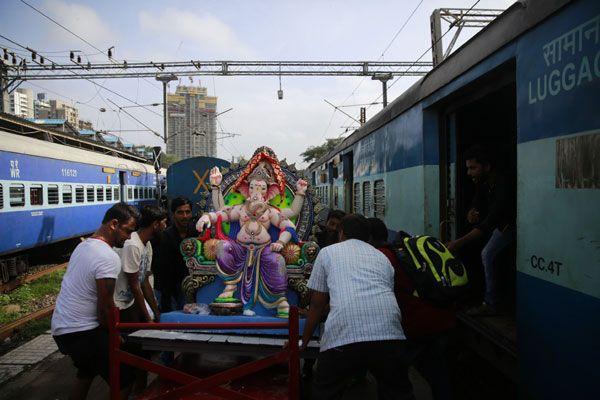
[439,62,518,393]
[440,62,517,311]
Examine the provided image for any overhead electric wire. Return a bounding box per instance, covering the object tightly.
[325,0,425,139]
[20,0,103,56]
[19,0,161,91]
[364,0,483,113]
[0,34,162,118]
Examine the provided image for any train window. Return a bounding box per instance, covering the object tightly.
[0,183,3,209]
[134,187,139,199]
[96,186,104,202]
[62,185,73,204]
[75,186,84,203]
[114,187,120,201]
[145,187,149,199]
[86,186,94,202]
[9,184,25,207]
[106,186,112,201]
[30,184,43,206]
[128,187,133,200]
[353,183,361,214]
[374,180,386,218]
[363,181,372,216]
[48,185,59,204]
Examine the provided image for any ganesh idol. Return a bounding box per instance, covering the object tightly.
[196,147,308,318]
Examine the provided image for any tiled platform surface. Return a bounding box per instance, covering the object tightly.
[0,334,57,385]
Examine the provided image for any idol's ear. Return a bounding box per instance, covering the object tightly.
[237,182,250,198]
[266,183,280,201]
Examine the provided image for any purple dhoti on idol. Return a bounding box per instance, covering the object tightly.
[196,147,308,318]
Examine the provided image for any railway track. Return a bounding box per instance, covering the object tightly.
[0,304,55,341]
[0,263,67,294]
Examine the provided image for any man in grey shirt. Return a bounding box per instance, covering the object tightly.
[302,214,414,400]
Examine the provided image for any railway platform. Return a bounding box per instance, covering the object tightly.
[0,332,433,399]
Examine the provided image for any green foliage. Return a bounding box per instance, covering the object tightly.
[300,137,344,164]
[0,270,65,326]
[160,153,180,169]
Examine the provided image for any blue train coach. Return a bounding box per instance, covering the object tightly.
[309,0,599,398]
[0,129,164,279]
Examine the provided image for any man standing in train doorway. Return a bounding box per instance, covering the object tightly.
[446,145,515,316]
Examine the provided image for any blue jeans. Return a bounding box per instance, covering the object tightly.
[481,227,515,307]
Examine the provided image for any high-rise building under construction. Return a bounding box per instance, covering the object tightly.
[166,85,217,159]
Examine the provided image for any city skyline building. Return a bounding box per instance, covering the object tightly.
[9,88,34,119]
[166,85,217,160]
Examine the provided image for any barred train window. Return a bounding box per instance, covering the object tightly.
[114,187,120,201]
[106,186,113,201]
[374,180,386,218]
[145,187,150,199]
[48,185,59,204]
[9,184,25,207]
[75,186,84,203]
[353,183,361,214]
[62,185,73,204]
[128,187,133,200]
[30,184,43,206]
[0,183,3,208]
[86,186,94,202]
[363,181,372,216]
[97,186,104,202]
[134,187,139,199]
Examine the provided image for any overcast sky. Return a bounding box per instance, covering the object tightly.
[1,0,514,166]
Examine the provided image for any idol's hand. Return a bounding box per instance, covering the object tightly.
[209,167,222,186]
[196,214,211,232]
[271,242,284,252]
[296,179,308,195]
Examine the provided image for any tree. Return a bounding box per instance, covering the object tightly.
[300,137,344,163]
[160,153,180,169]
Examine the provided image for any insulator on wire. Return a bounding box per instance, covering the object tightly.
[11,53,16,64]
[40,56,44,64]
[3,49,7,60]
[31,50,36,61]
[108,46,114,58]
[51,62,55,70]
[123,60,128,68]
[70,51,74,60]
[77,55,81,63]
[87,61,91,69]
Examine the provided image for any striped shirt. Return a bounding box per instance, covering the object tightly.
[308,239,405,352]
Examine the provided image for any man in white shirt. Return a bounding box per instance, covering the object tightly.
[51,203,139,400]
[114,205,167,323]
[301,214,415,400]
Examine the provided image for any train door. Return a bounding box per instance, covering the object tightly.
[439,61,518,309]
[342,152,353,213]
[119,171,127,203]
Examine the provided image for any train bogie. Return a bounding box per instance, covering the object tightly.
[308,1,600,397]
[0,130,164,280]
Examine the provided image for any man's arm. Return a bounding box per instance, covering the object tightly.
[126,271,153,322]
[141,275,160,322]
[96,278,117,329]
[447,227,483,253]
[301,290,329,350]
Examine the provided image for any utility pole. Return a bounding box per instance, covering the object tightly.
[371,73,393,108]
[0,64,8,114]
[155,74,178,144]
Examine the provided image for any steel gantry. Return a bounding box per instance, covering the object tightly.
[1,60,433,81]
[430,8,504,66]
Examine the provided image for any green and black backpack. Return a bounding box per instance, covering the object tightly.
[397,235,469,306]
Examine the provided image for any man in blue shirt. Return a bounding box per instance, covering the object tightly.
[301,214,414,400]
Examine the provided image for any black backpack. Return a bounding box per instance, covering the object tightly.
[396,235,469,306]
